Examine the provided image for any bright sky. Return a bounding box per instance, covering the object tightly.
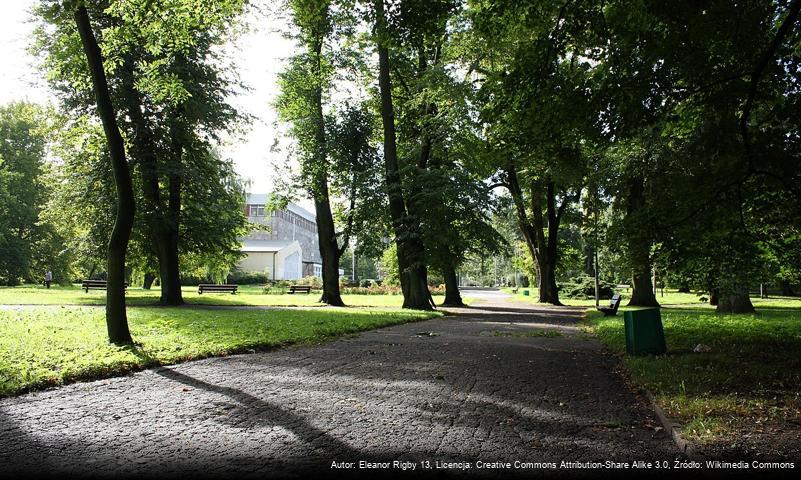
[0,0,298,197]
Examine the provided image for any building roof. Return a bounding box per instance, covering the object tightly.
[239,239,294,253]
[245,193,316,223]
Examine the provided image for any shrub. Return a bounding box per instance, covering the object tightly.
[558,275,615,299]
[226,271,270,285]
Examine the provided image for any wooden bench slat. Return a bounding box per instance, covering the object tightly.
[81,280,128,293]
[197,284,238,294]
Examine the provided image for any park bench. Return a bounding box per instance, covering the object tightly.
[598,294,622,317]
[288,285,312,294]
[197,284,238,295]
[616,284,631,291]
[511,287,519,294]
[81,280,128,293]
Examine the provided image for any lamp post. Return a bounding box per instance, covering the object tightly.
[594,184,600,308]
[351,237,357,282]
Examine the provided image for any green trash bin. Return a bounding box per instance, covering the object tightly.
[522,289,529,296]
[624,308,666,356]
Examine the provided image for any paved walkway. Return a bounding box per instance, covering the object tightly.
[0,291,679,478]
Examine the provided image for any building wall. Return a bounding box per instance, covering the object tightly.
[238,241,303,280]
[245,207,321,266]
[238,252,276,275]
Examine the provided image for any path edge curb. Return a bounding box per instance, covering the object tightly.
[645,390,698,458]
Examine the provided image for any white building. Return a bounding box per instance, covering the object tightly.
[236,194,322,280]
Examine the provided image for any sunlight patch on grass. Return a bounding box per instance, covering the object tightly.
[584,298,801,444]
[0,305,440,397]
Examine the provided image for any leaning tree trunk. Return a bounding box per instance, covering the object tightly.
[626,176,659,307]
[74,5,134,344]
[142,273,156,290]
[441,265,464,307]
[375,0,432,311]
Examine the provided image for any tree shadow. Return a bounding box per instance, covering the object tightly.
[154,367,361,460]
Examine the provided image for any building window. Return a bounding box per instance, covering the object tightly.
[250,204,265,216]
[313,264,322,278]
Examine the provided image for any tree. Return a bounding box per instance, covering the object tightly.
[36,0,249,304]
[373,0,435,310]
[467,0,596,305]
[0,102,55,285]
[72,2,135,343]
[278,0,351,306]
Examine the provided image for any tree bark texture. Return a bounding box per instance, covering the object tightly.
[309,37,345,307]
[441,265,465,307]
[375,0,433,311]
[625,176,659,307]
[74,5,134,344]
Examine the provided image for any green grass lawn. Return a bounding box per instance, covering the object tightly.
[584,296,801,447]
[0,284,461,308]
[0,304,440,397]
[503,286,704,307]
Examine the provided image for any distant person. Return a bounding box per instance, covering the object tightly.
[44,270,53,289]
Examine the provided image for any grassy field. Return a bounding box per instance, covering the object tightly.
[0,284,460,307]
[503,286,704,307]
[0,305,440,397]
[584,296,801,452]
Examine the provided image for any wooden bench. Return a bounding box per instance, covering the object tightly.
[616,284,631,291]
[288,285,312,294]
[197,284,238,295]
[598,294,622,317]
[81,280,128,293]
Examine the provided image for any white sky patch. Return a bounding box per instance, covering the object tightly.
[0,0,305,204]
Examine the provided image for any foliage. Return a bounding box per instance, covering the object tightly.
[0,102,62,286]
[587,296,801,447]
[379,242,400,286]
[557,275,615,300]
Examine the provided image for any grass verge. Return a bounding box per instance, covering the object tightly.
[0,284,466,308]
[584,299,801,455]
[0,305,440,397]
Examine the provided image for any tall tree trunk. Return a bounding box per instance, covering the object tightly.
[74,5,134,344]
[441,265,464,307]
[375,0,433,311]
[159,119,184,305]
[626,176,659,307]
[309,37,345,307]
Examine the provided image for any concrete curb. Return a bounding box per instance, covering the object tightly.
[645,390,698,458]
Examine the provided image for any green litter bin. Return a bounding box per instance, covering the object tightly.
[522,289,529,296]
[624,308,666,356]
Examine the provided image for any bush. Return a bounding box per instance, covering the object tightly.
[226,271,270,285]
[558,275,615,299]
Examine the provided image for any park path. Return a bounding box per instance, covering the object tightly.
[0,290,679,478]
